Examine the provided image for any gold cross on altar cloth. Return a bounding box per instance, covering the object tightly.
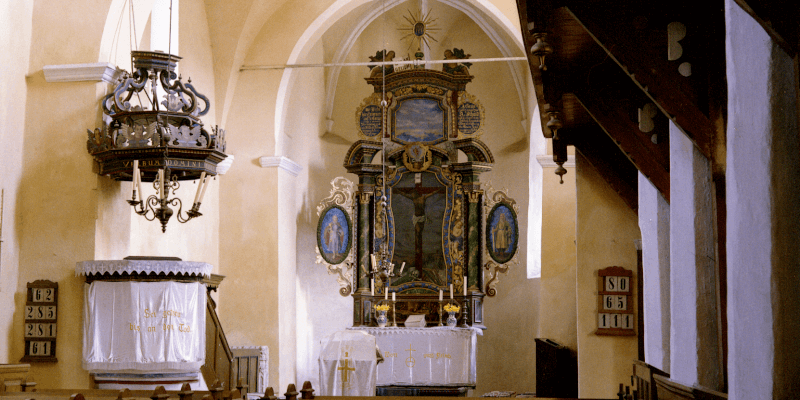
[337,359,355,393]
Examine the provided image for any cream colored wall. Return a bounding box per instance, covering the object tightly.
[575,154,639,398]
[0,0,34,364]
[538,160,577,351]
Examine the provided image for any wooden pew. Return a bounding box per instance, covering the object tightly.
[653,375,727,400]
[632,360,668,400]
[0,364,35,393]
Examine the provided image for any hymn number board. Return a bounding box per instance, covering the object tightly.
[21,280,58,362]
[596,267,635,336]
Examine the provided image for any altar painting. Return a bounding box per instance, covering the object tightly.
[317,205,351,265]
[388,170,448,288]
[392,98,446,144]
[486,203,518,264]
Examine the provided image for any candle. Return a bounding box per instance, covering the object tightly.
[197,174,210,204]
[385,287,388,300]
[158,169,165,200]
[371,254,377,271]
[449,284,453,299]
[439,290,443,301]
[132,160,139,198]
[194,171,206,204]
[464,280,468,295]
[400,262,405,274]
[371,279,375,296]
[392,292,396,302]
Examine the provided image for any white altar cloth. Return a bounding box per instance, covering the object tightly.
[319,330,378,396]
[349,327,481,387]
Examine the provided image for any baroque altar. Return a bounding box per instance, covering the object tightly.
[316,37,520,395]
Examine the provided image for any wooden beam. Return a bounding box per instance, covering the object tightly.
[572,81,670,202]
[565,3,717,160]
[566,127,639,212]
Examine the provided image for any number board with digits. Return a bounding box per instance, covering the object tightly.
[20,280,58,362]
[596,266,635,336]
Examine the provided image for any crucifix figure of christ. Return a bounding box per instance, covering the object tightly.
[337,357,355,393]
[393,174,445,281]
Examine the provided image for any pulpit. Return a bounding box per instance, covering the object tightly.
[77,257,211,390]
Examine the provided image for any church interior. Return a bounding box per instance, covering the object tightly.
[0,0,798,399]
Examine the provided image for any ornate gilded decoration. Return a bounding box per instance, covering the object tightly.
[443,48,473,75]
[316,177,357,296]
[482,184,519,296]
[401,143,433,172]
[398,8,440,52]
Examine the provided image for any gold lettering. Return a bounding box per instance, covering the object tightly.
[129,323,140,331]
[384,352,397,358]
[424,353,434,359]
[147,326,157,332]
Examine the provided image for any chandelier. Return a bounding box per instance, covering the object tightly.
[87,51,227,232]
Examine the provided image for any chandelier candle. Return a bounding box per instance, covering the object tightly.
[193,171,207,204]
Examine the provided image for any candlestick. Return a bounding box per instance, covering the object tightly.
[439,290,443,301]
[450,284,453,299]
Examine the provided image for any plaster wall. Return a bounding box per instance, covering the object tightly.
[725,1,800,397]
[668,121,723,390]
[0,0,33,364]
[537,160,577,351]
[575,154,639,399]
[637,172,670,372]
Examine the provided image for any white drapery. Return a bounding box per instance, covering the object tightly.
[350,327,480,386]
[82,281,206,372]
[319,330,379,396]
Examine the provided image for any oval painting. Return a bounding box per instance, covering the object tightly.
[317,205,351,265]
[486,203,518,264]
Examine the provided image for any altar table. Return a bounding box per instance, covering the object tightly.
[348,327,481,387]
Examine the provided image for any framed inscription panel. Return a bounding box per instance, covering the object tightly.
[21,280,58,362]
[596,266,635,336]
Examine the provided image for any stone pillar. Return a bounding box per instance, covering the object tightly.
[668,122,723,390]
[637,172,670,371]
[725,1,800,398]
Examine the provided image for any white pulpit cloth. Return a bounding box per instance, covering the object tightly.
[319,330,379,396]
[82,281,205,372]
[349,327,481,386]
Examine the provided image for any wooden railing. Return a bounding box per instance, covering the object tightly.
[201,289,234,390]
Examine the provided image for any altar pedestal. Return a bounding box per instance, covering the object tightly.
[349,326,480,394]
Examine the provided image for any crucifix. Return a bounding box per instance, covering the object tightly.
[393,173,444,281]
[337,357,355,393]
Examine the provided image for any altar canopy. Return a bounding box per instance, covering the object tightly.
[82,280,206,372]
[319,330,379,396]
[351,327,480,386]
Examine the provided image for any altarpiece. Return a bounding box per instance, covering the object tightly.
[316,54,520,330]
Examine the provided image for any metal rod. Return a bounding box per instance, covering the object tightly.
[240,56,528,71]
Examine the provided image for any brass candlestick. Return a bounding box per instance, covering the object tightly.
[438,301,444,326]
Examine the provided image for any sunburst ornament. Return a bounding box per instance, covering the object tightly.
[398,8,440,51]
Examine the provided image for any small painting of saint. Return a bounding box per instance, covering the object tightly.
[486,203,518,264]
[317,206,351,265]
